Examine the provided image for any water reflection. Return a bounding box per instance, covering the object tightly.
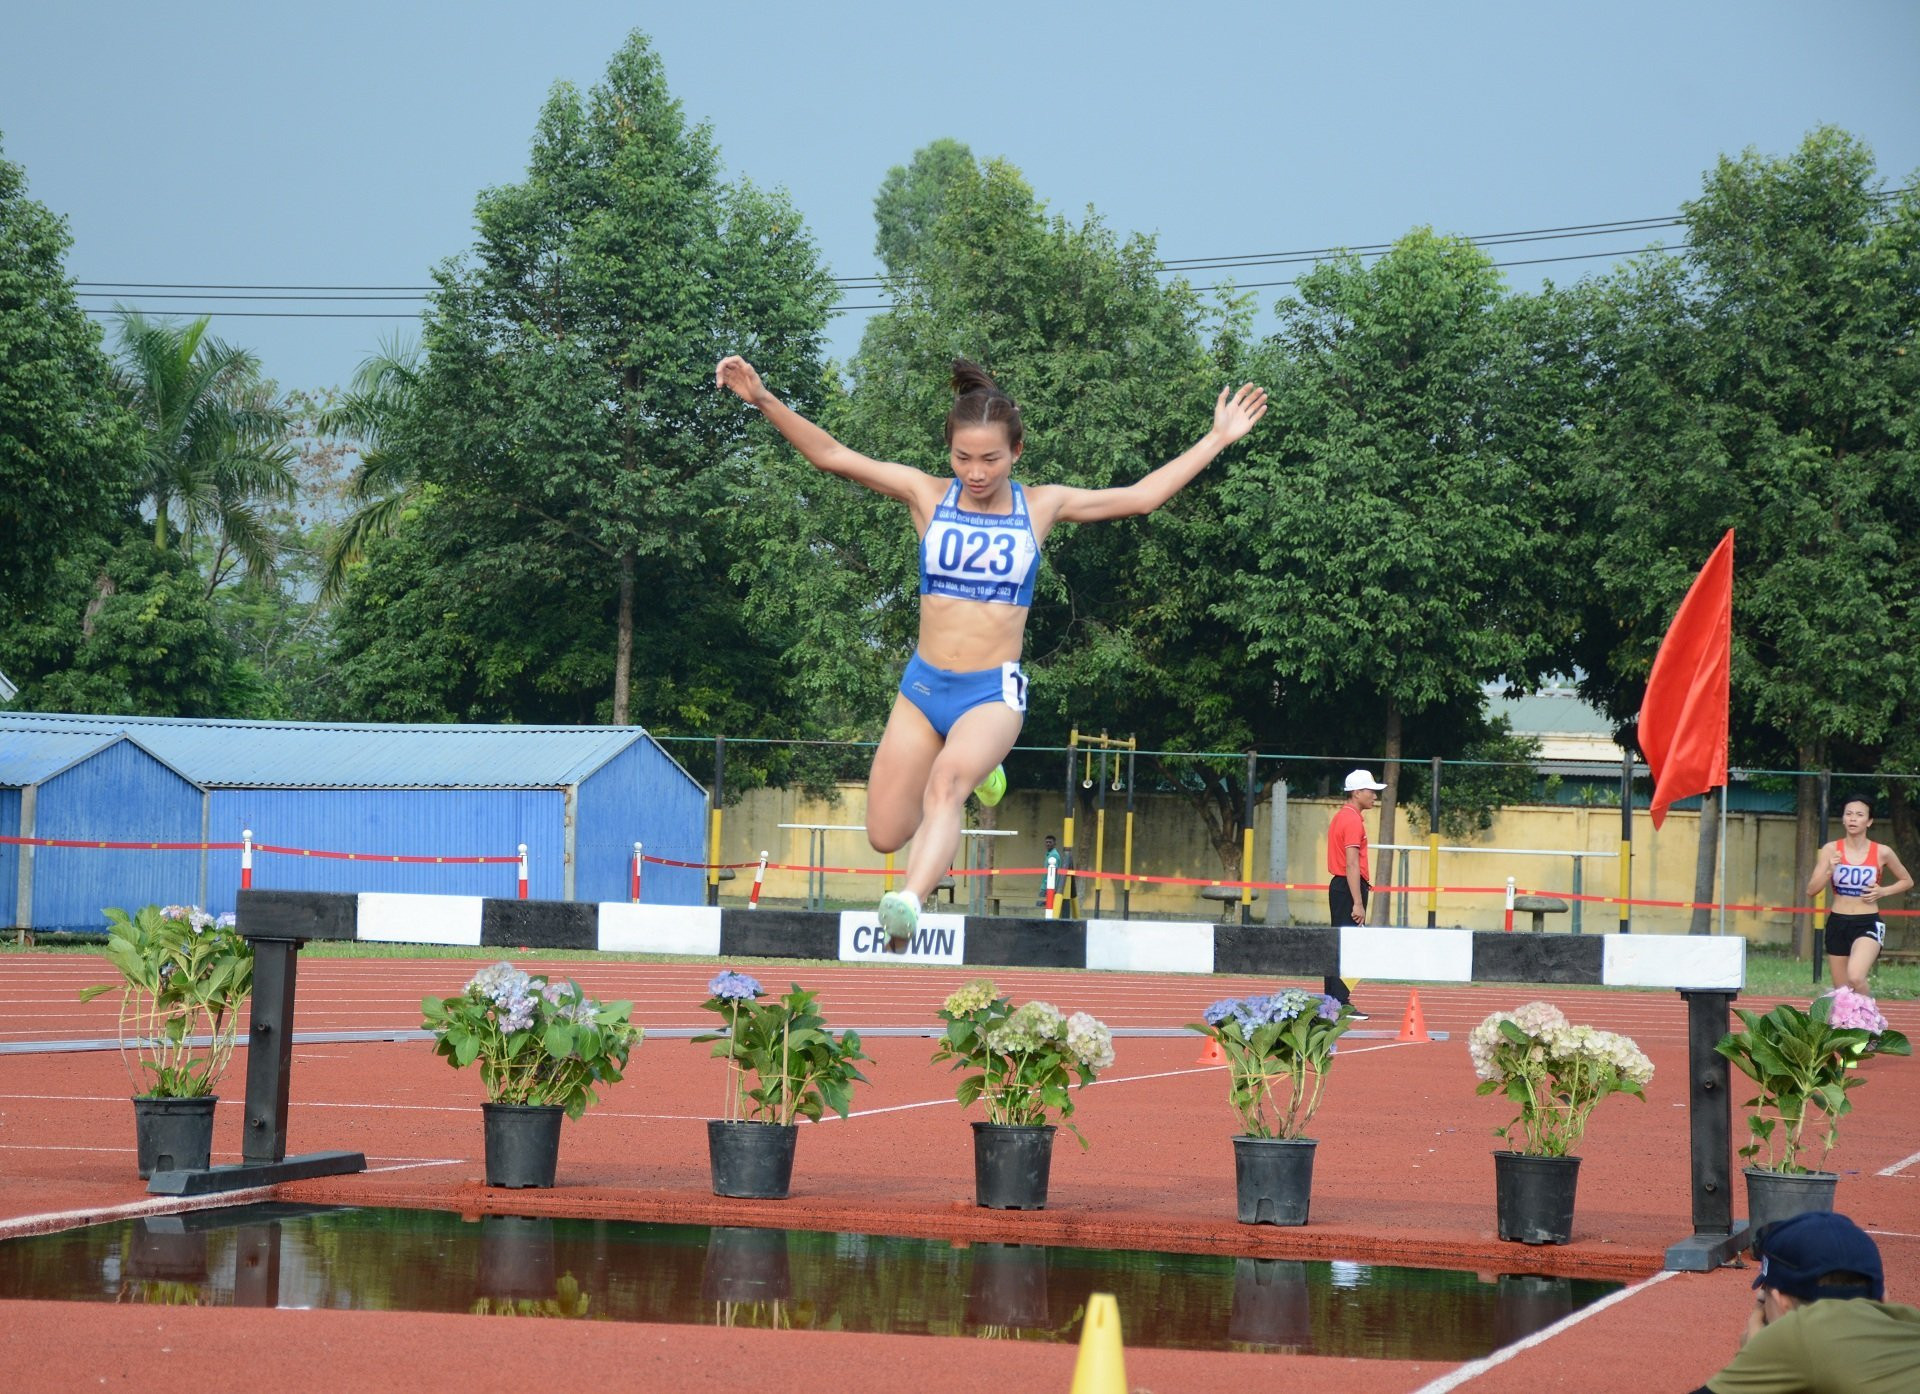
[0,1205,1621,1358]
[966,1243,1050,1331]
[1228,1258,1312,1352]
[701,1225,793,1327]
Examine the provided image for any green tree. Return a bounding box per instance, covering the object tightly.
[872,138,976,277]
[3,534,242,715]
[339,30,837,728]
[312,337,421,602]
[0,138,140,621]
[113,311,296,593]
[1561,129,1920,948]
[1217,230,1570,887]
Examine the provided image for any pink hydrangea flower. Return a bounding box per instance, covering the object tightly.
[1823,986,1888,1035]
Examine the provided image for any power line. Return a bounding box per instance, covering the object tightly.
[68,210,1702,313]
[65,181,1918,318]
[83,240,1699,321]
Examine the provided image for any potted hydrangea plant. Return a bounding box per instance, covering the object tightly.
[692,970,870,1199]
[80,904,253,1178]
[1469,1000,1654,1245]
[422,962,642,1188]
[1715,987,1909,1232]
[931,979,1114,1210]
[1190,988,1354,1225]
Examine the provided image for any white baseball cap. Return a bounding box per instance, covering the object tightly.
[1343,769,1387,792]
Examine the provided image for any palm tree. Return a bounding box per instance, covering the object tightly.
[314,337,422,601]
[114,312,295,595]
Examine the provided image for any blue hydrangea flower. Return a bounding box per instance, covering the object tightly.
[1315,993,1342,1021]
[708,970,763,1001]
[1203,997,1241,1027]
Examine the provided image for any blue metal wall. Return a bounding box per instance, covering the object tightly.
[31,741,203,930]
[574,739,707,906]
[202,788,563,914]
[0,788,19,923]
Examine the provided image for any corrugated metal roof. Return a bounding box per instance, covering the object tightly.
[1489,690,1620,738]
[0,730,125,786]
[0,712,667,790]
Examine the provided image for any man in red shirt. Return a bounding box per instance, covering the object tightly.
[1325,768,1385,1020]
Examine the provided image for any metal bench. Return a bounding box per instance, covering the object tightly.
[1513,893,1569,933]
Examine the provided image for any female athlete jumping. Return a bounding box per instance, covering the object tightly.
[716,355,1266,946]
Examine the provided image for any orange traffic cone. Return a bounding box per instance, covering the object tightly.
[1196,1035,1225,1065]
[1396,990,1431,1044]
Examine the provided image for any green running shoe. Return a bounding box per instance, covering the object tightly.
[974,763,1007,807]
[876,890,920,951]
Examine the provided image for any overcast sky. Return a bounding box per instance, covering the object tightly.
[3,1,1915,394]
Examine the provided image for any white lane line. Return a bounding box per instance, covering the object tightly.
[1876,1148,1920,1177]
[1406,1268,1679,1394]
[363,1158,467,1174]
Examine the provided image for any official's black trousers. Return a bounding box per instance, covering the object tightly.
[1324,876,1369,1003]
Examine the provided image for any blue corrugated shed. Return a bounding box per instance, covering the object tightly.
[0,712,708,926]
[0,732,205,929]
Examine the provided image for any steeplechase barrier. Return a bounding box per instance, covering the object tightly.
[146,887,1751,1275]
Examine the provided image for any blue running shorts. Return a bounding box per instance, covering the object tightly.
[898,654,1028,739]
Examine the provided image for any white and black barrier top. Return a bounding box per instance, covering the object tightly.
[236,890,1745,990]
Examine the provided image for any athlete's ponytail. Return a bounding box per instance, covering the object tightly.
[945,358,1024,449]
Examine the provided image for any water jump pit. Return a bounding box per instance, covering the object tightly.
[0,1203,1621,1358]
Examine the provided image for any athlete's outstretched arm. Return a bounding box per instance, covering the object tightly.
[1039,383,1268,527]
[716,356,933,506]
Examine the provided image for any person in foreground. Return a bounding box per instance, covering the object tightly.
[1694,1211,1920,1394]
[716,354,1267,948]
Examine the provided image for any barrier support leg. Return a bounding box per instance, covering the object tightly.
[1664,988,1746,1271]
[149,901,365,1195]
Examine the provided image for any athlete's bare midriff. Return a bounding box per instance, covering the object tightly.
[915,593,1027,671]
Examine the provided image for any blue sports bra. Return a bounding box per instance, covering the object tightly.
[918,480,1040,606]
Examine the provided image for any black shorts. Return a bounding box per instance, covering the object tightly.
[1824,912,1886,957]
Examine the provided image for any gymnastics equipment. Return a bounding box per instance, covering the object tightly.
[1062,729,1136,920]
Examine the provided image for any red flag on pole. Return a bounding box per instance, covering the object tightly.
[1638,530,1733,829]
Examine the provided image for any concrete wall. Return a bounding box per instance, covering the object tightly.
[714,782,1808,941]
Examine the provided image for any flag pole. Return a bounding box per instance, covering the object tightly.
[1716,777,1729,936]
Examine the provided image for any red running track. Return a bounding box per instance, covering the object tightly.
[0,952,1915,1393]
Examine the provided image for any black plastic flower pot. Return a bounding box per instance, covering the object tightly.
[132,1095,217,1179]
[1494,1150,1581,1245]
[481,1102,565,1188]
[1233,1135,1317,1226]
[707,1120,799,1199]
[1743,1166,1838,1245]
[971,1122,1055,1210]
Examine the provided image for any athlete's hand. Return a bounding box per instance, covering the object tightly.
[715,355,767,407]
[1212,382,1268,445]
